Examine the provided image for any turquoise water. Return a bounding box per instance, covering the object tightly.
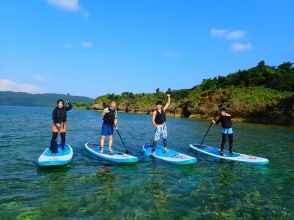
[0,106,293,219]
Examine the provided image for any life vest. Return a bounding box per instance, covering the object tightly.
[155,109,166,125]
[103,107,117,125]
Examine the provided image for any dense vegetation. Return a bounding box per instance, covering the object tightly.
[0,92,93,107]
[94,61,294,125]
[199,61,294,92]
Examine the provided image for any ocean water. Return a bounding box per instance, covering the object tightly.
[0,106,293,219]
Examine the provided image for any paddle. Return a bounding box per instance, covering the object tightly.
[115,128,129,153]
[199,104,223,147]
[149,128,157,145]
[62,93,70,129]
[58,94,68,130]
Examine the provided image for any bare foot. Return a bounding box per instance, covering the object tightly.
[109,148,113,155]
[164,148,169,153]
[99,147,104,154]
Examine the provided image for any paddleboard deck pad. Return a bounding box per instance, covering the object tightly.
[189,144,269,165]
[143,144,197,165]
[85,143,138,163]
[38,144,73,167]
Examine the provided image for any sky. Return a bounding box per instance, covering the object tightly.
[0,0,293,98]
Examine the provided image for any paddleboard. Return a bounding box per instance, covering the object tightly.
[142,144,197,165]
[38,144,73,167]
[84,143,138,163]
[189,144,269,165]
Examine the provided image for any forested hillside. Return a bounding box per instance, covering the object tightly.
[93,61,294,125]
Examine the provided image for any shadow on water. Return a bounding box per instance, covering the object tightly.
[36,165,72,174]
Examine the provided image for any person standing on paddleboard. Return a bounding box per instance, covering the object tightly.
[100,100,118,154]
[212,108,233,156]
[152,94,171,153]
[50,97,72,153]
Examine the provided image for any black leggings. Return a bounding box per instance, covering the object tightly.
[220,133,233,152]
[50,132,66,153]
[60,132,66,148]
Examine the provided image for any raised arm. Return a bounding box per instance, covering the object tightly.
[65,101,73,111]
[163,94,171,111]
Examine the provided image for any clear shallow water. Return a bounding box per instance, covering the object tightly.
[0,106,293,219]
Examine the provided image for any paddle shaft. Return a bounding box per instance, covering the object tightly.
[115,128,129,153]
[62,93,70,129]
[150,128,157,145]
[199,105,223,146]
[199,123,213,145]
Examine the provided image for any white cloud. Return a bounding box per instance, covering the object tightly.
[63,43,72,48]
[34,75,51,83]
[211,28,246,40]
[163,51,181,58]
[81,41,93,48]
[231,43,253,52]
[47,0,80,11]
[46,0,89,19]
[0,78,47,93]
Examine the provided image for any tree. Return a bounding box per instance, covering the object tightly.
[121,92,129,97]
[216,76,226,88]
[129,92,135,99]
[107,93,115,100]
[278,62,293,71]
[200,78,217,91]
[257,60,266,69]
[166,88,172,94]
[156,88,160,94]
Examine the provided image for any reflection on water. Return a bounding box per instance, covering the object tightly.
[0,106,293,219]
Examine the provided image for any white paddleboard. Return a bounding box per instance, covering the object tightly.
[38,144,73,167]
[85,143,138,163]
[189,144,269,165]
[143,144,197,165]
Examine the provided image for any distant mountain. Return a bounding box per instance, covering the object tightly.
[0,91,93,107]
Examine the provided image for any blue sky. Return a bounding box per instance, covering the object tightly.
[0,0,293,98]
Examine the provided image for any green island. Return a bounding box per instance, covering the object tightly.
[88,61,294,126]
[0,92,93,107]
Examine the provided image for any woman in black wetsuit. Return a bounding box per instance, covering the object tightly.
[50,98,72,153]
[212,108,234,156]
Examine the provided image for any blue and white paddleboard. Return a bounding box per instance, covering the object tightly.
[85,143,138,163]
[189,144,269,165]
[142,144,197,165]
[38,144,73,167]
